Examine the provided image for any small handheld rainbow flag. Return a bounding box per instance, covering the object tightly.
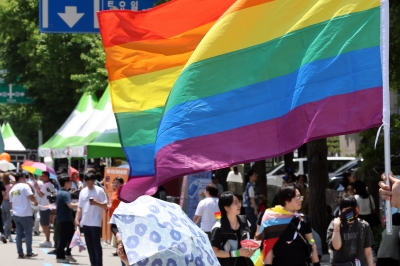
[215,212,221,221]
[69,228,86,252]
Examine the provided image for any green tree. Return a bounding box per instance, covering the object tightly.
[0,0,107,147]
[390,0,400,88]
[0,104,40,149]
[70,35,108,93]
[358,115,400,178]
[327,136,340,156]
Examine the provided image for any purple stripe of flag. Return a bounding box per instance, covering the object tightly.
[155,87,382,180]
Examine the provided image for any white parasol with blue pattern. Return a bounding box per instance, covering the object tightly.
[111,195,220,266]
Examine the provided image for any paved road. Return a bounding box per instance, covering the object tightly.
[0,231,332,265]
[0,232,120,266]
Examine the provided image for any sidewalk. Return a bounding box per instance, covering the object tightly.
[321,254,330,266]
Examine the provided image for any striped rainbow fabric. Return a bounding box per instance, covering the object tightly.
[154,0,383,180]
[254,206,294,265]
[98,0,236,201]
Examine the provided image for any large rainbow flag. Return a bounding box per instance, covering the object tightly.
[100,0,387,201]
[98,0,236,201]
[154,0,384,179]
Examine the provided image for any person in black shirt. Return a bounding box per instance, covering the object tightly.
[327,196,374,266]
[55,174,78,264]
[210,191,255,266]
[262,184,320,266]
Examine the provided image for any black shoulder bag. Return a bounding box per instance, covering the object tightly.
[290,221,313,258]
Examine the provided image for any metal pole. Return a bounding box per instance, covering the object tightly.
[381,0,392,235]
[68,157,71,176]
[84,156,88,173]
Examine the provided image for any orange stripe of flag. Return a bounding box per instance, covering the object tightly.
[105,23,213,80]
[98,0,237,47]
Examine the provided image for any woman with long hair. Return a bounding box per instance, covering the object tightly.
[1,173,13,242]
[353,180,376,227]
[210,191,255,266]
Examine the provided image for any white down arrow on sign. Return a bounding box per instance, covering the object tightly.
[58,6,84,28]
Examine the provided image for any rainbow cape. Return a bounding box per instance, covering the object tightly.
[254,206,294,266]
[98,0,236,202]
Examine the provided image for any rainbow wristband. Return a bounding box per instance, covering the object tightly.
[230,250,240,258]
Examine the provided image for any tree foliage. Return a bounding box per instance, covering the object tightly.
[390,0,400,89]
[327,137,340,156]
[358,114,400,181]
[0,0,107,148]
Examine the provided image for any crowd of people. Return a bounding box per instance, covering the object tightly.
[185,167,395,266]
[0,167,114,265]
[2,164,400,266]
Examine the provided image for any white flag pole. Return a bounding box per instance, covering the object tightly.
[381,0,392,235]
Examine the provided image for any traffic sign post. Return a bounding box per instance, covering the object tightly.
[40,0,158,33]
[0,70,33,104]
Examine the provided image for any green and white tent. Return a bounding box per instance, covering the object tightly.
[68,86,120,158]
[87,128,124,158]
[38,93,98,158]
[1,122,26,151]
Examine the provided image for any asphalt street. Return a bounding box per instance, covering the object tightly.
[0,231,120,266]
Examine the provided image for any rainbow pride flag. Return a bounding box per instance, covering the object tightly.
[98,0,236,201]
[154,0,384,180]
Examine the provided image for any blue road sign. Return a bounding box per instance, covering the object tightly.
[40,0,158,33]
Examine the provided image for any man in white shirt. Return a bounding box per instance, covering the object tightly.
[193,184,220,239]
[75,173,107,266]
[9,173,39,258]
[34,171,56,247]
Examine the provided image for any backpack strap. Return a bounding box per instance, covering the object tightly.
[237,215,248,227]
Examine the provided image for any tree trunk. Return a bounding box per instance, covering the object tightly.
[284,152,294,172]
[308,139,328,254]
[215,167,230,191]
[253,160,267,197]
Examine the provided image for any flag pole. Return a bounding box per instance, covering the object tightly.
[381,0,392,235]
